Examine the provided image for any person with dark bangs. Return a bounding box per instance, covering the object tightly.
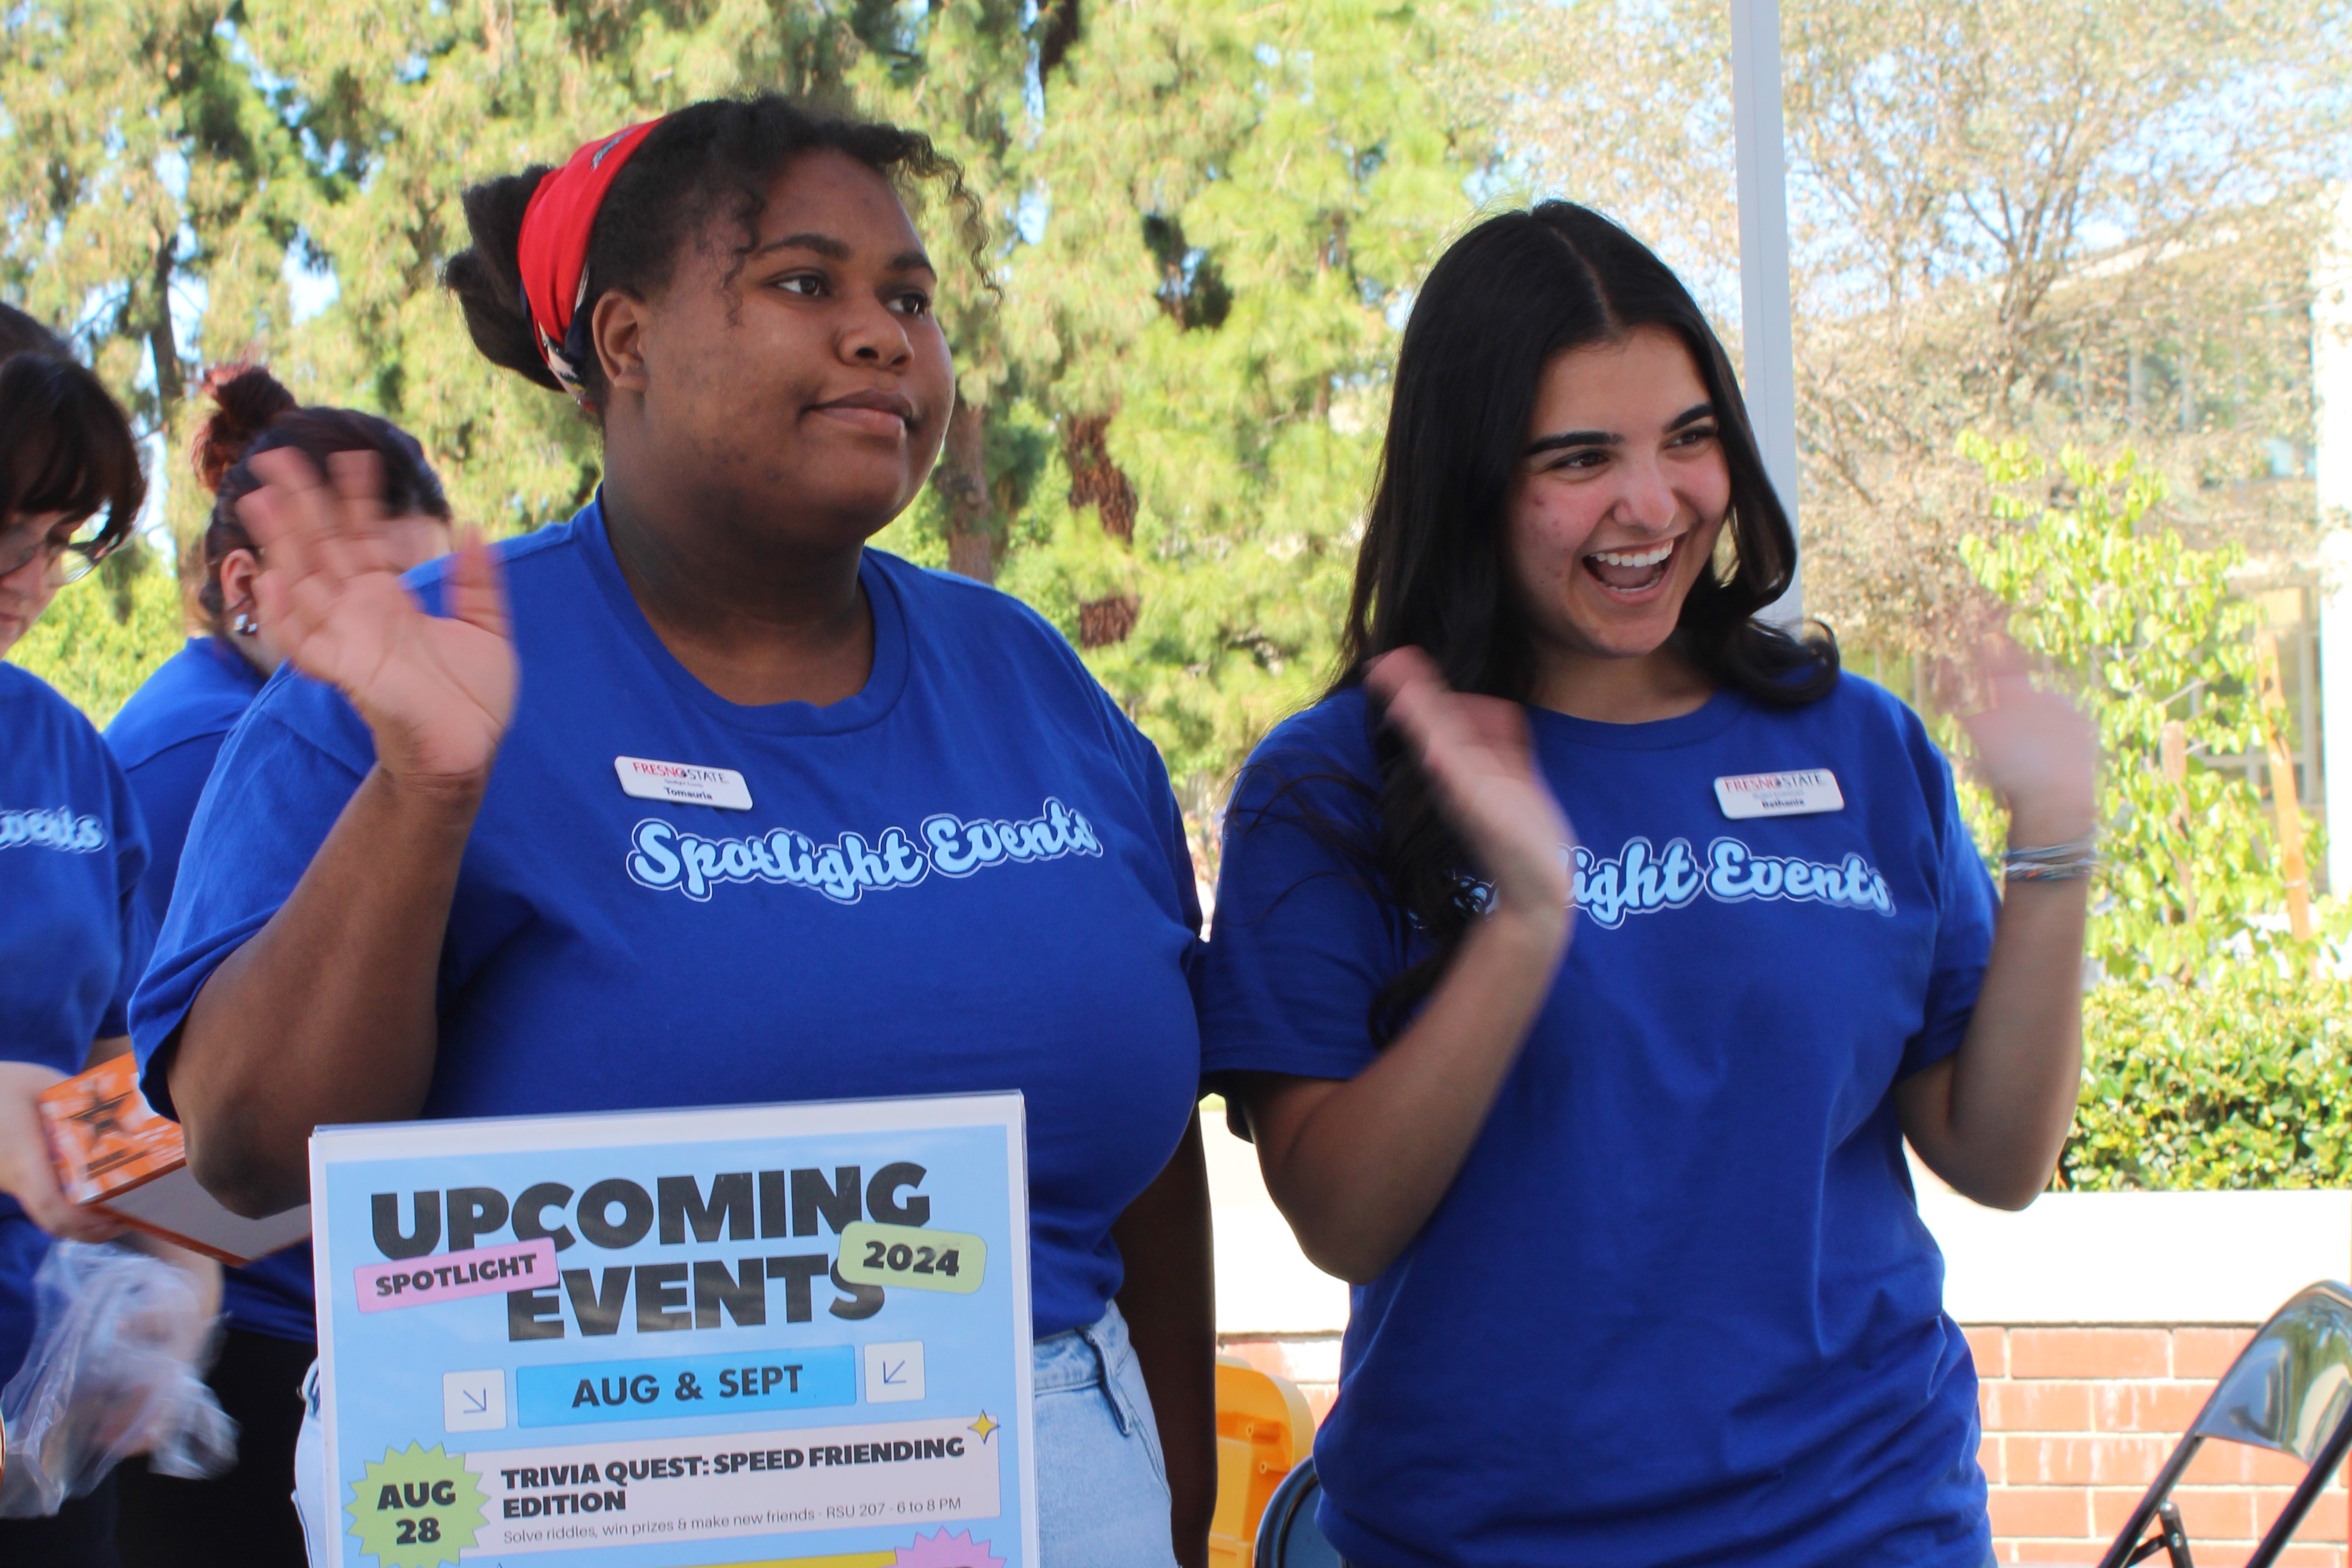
[129,96,1212,1566]
[1199,204,2098,1567]
[102,363,452,1568]
[0,336,153,1567]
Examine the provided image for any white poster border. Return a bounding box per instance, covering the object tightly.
[306,1089,1036,1568]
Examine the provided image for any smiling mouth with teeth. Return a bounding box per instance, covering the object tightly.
[1582,537,1679,593]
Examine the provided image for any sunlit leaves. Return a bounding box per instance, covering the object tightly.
[2063,967,2352,1190]
[1956,434,2313,985]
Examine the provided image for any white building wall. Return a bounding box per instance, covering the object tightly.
[1210,1116,2351,1338]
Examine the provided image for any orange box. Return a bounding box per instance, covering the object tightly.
[38,1054,310,1266]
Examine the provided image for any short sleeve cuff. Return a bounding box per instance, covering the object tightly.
[1899,959,1987,1079]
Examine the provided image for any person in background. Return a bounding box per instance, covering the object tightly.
[0,329,153,1568]
[106,365,455,934]
[132,95,1213,1567]
[1201,203,2097,1568]
[103,363,453,1568]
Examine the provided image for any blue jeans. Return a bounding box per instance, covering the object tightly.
[1034,1299,1178,1567]
[293,1299,1174,1567]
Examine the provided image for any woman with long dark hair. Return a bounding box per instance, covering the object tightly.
[1200,203,2096,1566]
[0,337,152,1567]
[103,364,452,1568]
[129,96,1211,1566]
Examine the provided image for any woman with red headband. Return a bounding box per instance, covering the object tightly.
[128,97,1212,1567]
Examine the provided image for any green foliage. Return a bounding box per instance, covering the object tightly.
[0,0,301,430]
[240,0,877,537]
[1956,435,2316,985]
[1954,436,2352,1189]
[2063,968,2352,1190]
[993,1,1485,784]
[3,0,1492,796]
[5,557,188,726]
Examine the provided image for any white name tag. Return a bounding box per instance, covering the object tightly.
[1713,768,1844,820]
[614,755,753,811]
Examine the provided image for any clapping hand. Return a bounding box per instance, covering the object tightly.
[1367,648,1576,927]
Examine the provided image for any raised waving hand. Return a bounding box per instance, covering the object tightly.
[1950,636,2099,847]
[237,448,516,787]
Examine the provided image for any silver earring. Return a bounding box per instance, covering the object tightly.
[232,612,258,637]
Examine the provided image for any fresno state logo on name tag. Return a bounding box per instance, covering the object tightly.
[614,755,753,811]
[1712,769,1844,820]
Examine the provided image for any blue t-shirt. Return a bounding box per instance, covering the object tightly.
[1,663,150,1382]
[106,634,314,1345]
[132,500,1204,1338]
[1199,676,1998,1568]
[107,637,267,934]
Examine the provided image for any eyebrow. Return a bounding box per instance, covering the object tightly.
[1524,429,1619,456]
[1524,402,1718,457]
[755,232,938,276]
[759,231,850,259]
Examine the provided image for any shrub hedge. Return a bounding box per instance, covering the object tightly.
[2061,971,2352,1190]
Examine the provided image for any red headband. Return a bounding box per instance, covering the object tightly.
[516,119,661,401]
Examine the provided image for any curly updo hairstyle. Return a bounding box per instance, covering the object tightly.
[443,93,982,414]
[192,364,452,627]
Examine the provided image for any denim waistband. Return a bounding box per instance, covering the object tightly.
[1033,1298,1133,1399]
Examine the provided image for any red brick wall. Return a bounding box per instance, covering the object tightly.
[1974,1325,2347,1566]
[1222,1325,2348,1565]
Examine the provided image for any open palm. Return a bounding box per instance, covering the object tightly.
[238,448,516,785]
[1368,647,1576,920]
[1952,636,2099,845]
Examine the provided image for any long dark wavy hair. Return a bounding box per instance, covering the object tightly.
[1331,200,1838,1040]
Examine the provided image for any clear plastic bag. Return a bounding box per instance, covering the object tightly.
[0,1239,235,1516]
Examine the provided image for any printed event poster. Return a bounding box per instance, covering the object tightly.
[308,1093,1036,1568]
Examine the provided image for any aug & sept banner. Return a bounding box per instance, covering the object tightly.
[308,1093,1037,1568]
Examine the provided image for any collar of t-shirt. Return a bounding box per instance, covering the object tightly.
[103,636,267,772]
[567,495,913,738]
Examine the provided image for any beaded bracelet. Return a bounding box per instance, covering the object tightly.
[2002,833,2100,883]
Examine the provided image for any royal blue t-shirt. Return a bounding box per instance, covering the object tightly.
[106,634,315,1345]
[107,637,266,934]
[1200,676,1998,1568]
[1,663,150,1383]
[131,500,1204,1338]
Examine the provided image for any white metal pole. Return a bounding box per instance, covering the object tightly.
[1729,0,1803,624]
[2313,186,2352,896]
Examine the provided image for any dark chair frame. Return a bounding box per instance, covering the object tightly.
[2097,1281,2352,1568]
[1254,1453,1332,1568]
